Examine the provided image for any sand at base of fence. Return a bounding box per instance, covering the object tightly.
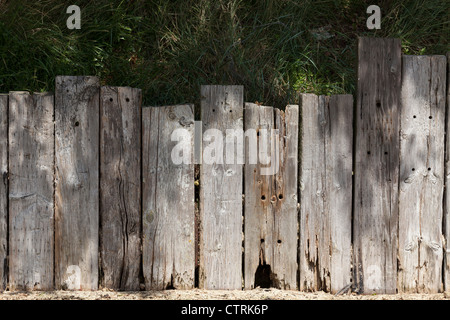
[0,288,449,300]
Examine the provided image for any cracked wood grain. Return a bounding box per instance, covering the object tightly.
[100,86,142,290]
[0,94,6,291]
[444,52,450,292]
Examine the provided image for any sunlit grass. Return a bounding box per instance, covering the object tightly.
[0,0,448,107]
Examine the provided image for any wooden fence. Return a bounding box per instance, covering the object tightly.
[0,37,449,294]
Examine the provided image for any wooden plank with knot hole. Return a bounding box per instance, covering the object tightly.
[398,55,446,293]
[244,103,298,290]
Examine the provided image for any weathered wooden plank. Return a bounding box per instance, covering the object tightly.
[199,85,243,289]
[274,106,299,290]
[0,94,7,291]
[55,76,99,290]
[398,55,446,293]
[244,103,298,290]
[299,94,327,291]
[100,86,142,290]
[326,95,353,294]
[446,52,450,292]
[142,105,195,290]
[299,94,353,293]
[8,92,54,291]
[353,37,401,294]
[244,103,274,290]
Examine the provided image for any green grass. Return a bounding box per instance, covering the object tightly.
[0,0,448,108]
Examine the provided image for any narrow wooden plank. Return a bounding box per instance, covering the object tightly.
[414,55,446,293]
[8,92,54,291]
[142,105,195,290]
[327,95,353,294]
[199,85,243,289]
[100,86,142,290]
[0,94,7,291]
[299,94,328,291]
[299,94,353,293]
[244,103,298,290]
[446,52,450,292]
[353,37,401,294]
[399,55,446,293]
[55,76,99,290]
[275,105,299,290]
[244,103,274,290]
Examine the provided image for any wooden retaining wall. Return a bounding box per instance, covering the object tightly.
[0,38,448,293]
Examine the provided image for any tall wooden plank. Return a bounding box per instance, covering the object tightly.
[353,37,401,294]
[299,94,353,293]
[142,105,195,290]
[8,92,54,291]
[100,86,141,290]
[398,55,446,293]
[244,103,298,290]
[0,94,7,291]
[199,85,243,289]
[446,52,450,292]
[273,106,299,290]
[244,104,274,290]
[327,95,353,293]
[299,94,327,291]
[55,76,99,290]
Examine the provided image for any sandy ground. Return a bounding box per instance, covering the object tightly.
[0,288,449,300]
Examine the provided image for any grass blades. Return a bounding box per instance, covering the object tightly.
[0,0,448,107]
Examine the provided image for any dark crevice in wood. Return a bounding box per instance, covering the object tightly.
[165,274,175,290]
[194,164,200,288]
[254,263,271,289]
[242,123,245,291]
[52,92,56,291]
[3,94,8,291]
[442,53,449,292]
[98,89,104,290]
[297,95,302,291]
[116,91,128,290]
[138,101,145,291]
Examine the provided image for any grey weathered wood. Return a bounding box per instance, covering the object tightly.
[443,52,450,292]
[299,94,327,291]
[100,86,141,290]
[244,103,298,290]
[299,94,353,293]
[0,94,7,291]
[142,105,195,290]
[55,76,99,290]
[398,55,446,293]
[199,85,243,289]
[353,37,402,294]
[326,95,353,294]
[8,92,54,291]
